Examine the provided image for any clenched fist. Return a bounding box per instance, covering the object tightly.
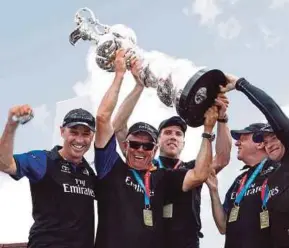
[8,104,33,126]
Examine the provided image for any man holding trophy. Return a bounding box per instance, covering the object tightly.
[92,46,219,248]
[111,58,232,248]
[69,7,231,248]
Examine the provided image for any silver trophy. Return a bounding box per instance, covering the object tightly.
[69,7,226,127]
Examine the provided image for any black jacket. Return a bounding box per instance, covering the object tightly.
[236,78,289,248]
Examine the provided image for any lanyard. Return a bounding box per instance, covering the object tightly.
[236,174,248,195]
[235,158,267,205]
[130,170,151,208]
[157,157,181,170]
[261,179,270,209]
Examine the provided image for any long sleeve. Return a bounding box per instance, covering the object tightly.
[236,78,289,149]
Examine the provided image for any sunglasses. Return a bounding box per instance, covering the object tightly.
[127,140,156,151]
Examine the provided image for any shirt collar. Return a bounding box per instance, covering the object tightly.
[50,145,87,167]
[158,156,181,169]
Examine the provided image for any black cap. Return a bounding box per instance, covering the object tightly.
[62,108,96,132]
[231,123,267,140]
[127,122,158,143]
[252,124,274,143]
[158,116,187,134]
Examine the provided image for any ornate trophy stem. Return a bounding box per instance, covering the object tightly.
[69,8,226,127]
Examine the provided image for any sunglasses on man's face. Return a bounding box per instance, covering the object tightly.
[127,140,156,151]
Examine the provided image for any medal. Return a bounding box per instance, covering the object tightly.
[130,170,154,226]
[143,209,153,226]
[229,159,267,224]
[228,206,240,222]
[163,203,173,218]
[260,210,270,229]
[260,179,270,229]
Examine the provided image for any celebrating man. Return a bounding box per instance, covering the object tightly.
[0,106,97,248]
[112,54,231,248]
[207,122,278,248]
[93,49,218,248]
[220,75,289,247]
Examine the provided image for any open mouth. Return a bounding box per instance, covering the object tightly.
[134,155,145,161]
[71,144,86,151]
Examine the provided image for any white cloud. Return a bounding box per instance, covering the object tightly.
[192,0,222,26]
[259,24,281,48]
[217,17,242,39]
[269,0,289,9]
[31,104,50,132]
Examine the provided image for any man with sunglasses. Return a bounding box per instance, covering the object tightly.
[112,65,231,248]
[220,74,289,248]
[93,49,218,248]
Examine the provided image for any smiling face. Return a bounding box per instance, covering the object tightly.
[158,125,185,159]
[235,133,264,162]
[124,132,158,170]
[263,133,285,161]
[60,125,94,164]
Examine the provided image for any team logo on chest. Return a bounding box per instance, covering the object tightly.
[260,166,275,176]
[82,168,90,176]
[125,176,155,196]
[61,163,71,174]
[63,178,95,197]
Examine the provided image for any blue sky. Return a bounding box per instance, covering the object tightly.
[1,0,289,246]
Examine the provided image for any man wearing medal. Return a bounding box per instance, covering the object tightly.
[206,122,278,248]
[111,53,232,247]
[156,103,231,248]
[219,75,289,248]
[93,49,218,248]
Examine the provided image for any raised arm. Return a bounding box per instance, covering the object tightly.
[222,75,289,149]
[112,57,144,154]
[0,105,32,175]
[212,94,232,173]
[95,49,128,148]
[182,106,218,191]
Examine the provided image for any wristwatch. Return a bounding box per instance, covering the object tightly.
[218,114,228,123]
[202,132,215,142]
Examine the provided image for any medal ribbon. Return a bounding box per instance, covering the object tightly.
[236,174,248,195]
[261,178,270,209]
[131,169,152,208]
[234,158,267,205]
[157,157,182,170]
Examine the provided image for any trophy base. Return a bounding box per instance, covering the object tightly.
[176,69,226,127]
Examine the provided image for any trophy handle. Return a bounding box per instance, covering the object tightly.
[69,7,111,46]
[69,28,82,46]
